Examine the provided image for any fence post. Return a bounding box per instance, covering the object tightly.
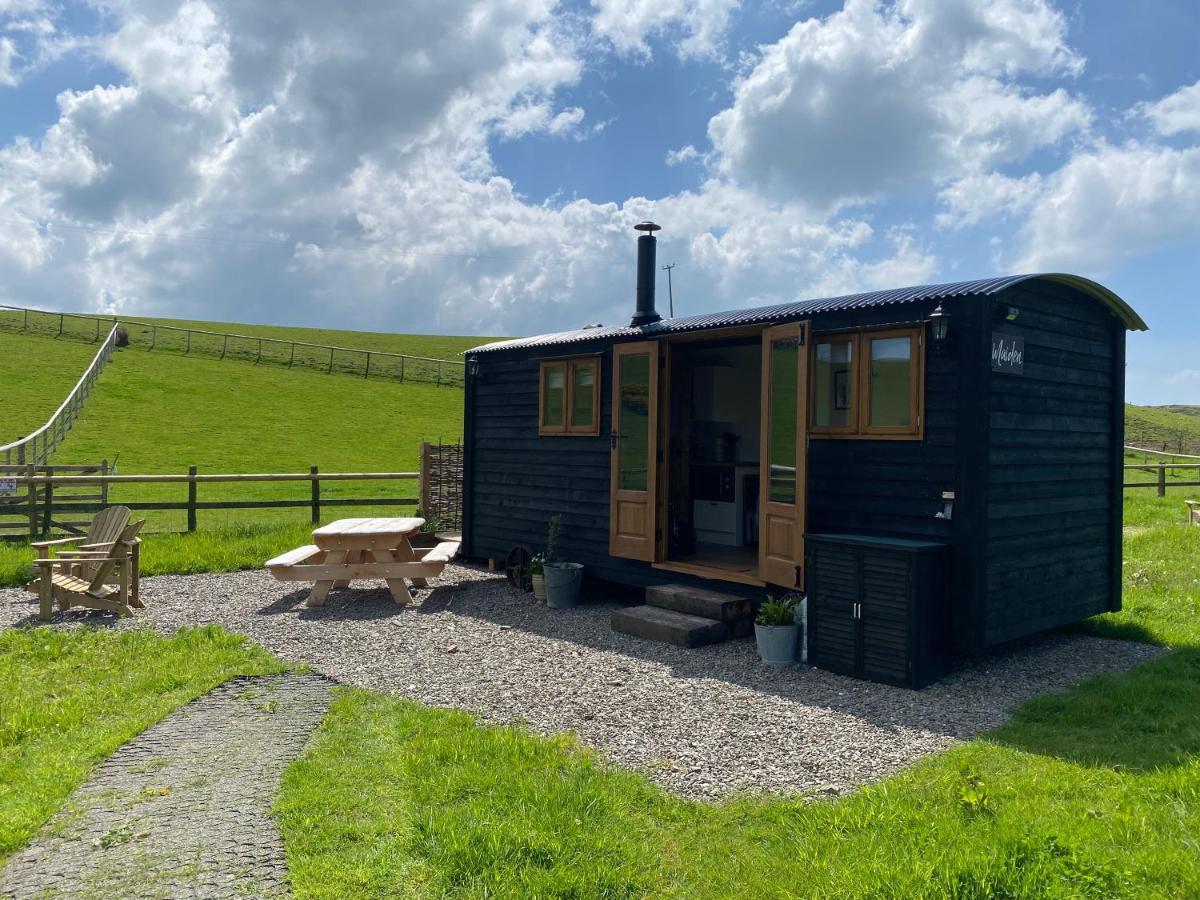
[1158,464,1167,497]
[419,442,431,515]
[399,356,405,382]
[58,313,64,336]
[288,343,295,367]
[42,466,53,536]
[220,334,228,359]
[186,331,192,354]
[26,464,37,538]
[364,352,371,379]
[23,308,28,330]
[151,325,157,349]
[187,465,198,532]
[327,348,334,374]
[256,339,262,365]
[95,319,100,342]
[437,361,442,387]
[310,466,320,524]
[101,459,109,506]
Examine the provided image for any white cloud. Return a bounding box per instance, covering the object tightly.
[1013,141,1200,273]
[706,0,1090,209]
[590,0,741,60]
[665,144,699,166]
[0,36,16,86]
[0,0,957,336]
[1139,79,1200,136]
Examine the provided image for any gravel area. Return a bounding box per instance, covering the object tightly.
[1,566,1165,798]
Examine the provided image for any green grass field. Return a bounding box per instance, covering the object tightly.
[0,331,99,446]
[0,322,473,534]
[1126,403,1200,450]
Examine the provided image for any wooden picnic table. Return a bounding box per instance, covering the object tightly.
[265,517,459,607]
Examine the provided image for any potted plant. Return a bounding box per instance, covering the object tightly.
[542,514,583,608]
[529,553,546,601]
[755,592,801,666]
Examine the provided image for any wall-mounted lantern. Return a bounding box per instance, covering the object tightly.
[929,303,951,343]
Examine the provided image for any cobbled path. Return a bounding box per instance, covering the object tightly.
[0,674,333,900]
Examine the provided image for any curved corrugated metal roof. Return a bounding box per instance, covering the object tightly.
[467,273,1146,355]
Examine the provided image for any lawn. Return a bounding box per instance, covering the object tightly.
[0,626,285,864]
[0,330,99,446]
[272,490,1200,898]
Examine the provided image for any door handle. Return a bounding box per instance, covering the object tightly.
[610,432,618,449]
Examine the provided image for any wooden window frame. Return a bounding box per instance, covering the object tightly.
[809,334,859,437]
[809,326,924,441]
[859,327,923,439]
[539,355,601,436]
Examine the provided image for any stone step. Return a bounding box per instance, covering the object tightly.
[610,605,731,648]
[645,583,753,622]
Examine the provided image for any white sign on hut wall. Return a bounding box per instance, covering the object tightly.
[991,333,1024,374]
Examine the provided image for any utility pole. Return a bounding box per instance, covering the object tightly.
[661,263,675,318]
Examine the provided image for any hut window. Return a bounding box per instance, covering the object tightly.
[811,337,856,434]
[810,326,923,440]
[540,356,601,436]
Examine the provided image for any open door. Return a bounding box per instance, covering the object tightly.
[610,340,660,561]
[758,321,809,588]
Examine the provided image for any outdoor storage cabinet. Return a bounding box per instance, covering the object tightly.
[806,534,950,688]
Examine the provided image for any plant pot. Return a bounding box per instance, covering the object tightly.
[755,623,799,666]
[531,573,546,601]
[543,562,583,608]
[409,531,438,549]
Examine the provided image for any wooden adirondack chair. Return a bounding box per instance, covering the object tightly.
[31,520,144,620]
[25,506,140,603]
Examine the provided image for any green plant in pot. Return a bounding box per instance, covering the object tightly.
[529,553,546,602]
[542,514,583,608]
[755,592,801,666]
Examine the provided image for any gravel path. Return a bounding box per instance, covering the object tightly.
[1,566,1164,798]
[0,674,332,900]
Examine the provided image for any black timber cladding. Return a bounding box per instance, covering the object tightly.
[981,280,1124,645]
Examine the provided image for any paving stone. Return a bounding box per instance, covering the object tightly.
[0,674,332,900]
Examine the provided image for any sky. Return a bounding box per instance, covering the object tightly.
[0,1,1198,404]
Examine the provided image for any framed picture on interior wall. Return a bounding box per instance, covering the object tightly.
[833,370,849,410]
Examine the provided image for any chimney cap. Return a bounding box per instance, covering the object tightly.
[634,221,661,234]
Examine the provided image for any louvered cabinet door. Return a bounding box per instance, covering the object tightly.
[860,551,913,685]
[808,542,860,676]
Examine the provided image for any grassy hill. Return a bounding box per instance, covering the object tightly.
[1125,404,1200,452]
[1,320,478,535]
[0,331,101,446]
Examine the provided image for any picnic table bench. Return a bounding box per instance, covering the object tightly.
[266,517,459,606]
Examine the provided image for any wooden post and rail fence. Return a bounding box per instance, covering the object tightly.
[1122,444,1200,497]
[0,304,465,387]
[0,443,463,540]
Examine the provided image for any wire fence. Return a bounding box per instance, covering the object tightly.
[0,304,466,388]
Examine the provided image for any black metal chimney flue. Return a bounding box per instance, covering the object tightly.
[631,221,661,326]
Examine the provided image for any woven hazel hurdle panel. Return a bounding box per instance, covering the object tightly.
[419,442,463,532]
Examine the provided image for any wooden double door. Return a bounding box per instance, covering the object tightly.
[608,323,809,589]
